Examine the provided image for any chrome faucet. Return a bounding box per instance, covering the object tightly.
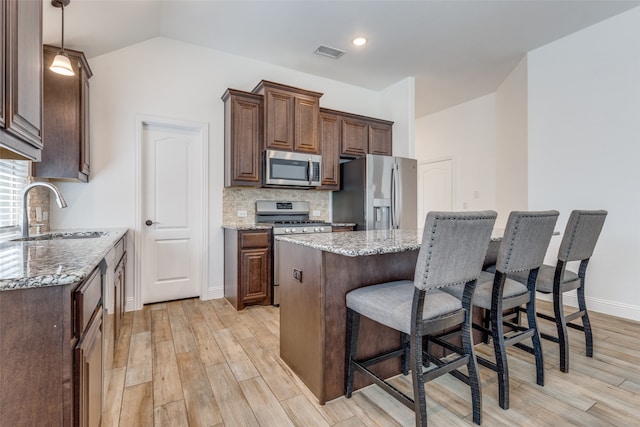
[22,182,68,238]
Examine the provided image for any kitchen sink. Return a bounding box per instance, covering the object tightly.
[11,231,107,242]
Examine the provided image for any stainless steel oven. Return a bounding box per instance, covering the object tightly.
[255,200,331,305]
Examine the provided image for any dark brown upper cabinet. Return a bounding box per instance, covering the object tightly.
[339,111,393,158]
[222,88,263,187]
[222,80,395,189]
[33,45,93,182]
[0,0,43,161]
[252,80,322,154]
[318,109,340,190]
[368,122,393,156]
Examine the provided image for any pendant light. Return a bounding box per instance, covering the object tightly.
[50,0,75,76]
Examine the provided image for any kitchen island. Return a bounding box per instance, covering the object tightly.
[276,229,503,404]
[276,230,423,404]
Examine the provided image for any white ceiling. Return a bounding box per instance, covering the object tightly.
[43,0,640,117]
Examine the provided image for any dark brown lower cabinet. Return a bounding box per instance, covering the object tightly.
[75,308,103,427]
[113,246,126,344]
[0,265,103,426]
[331,225,355,232]
[103,233,127,372]
[224,228,272,310]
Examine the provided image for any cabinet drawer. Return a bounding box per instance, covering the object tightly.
[74,267,102,337]
[240,231,270,249]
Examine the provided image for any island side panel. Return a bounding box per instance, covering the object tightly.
[278,241,325,401]
[323,250,419,402]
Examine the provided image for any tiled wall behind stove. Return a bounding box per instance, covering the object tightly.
[223,188,331,226]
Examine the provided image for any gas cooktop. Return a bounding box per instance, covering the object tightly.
[255,200,332,234]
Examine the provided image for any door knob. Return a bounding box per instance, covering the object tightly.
[145,220,155,226]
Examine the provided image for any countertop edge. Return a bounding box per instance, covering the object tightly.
[275,228,506,257]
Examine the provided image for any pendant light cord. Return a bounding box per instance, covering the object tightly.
[61,2,65,52]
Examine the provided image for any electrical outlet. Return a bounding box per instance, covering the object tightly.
[292,268,302,282]
[237,210,248,218]
[312,210,320,217]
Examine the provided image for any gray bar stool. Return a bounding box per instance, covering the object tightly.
[442,210,559,410]
[511,209,607,373]
[345,210,497,426]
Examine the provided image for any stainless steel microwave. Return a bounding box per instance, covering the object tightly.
[264,149,322,187]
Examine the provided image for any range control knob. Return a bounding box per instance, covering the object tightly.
[315,227,324,232]
[285,228,292,233]
[302,227,309,233]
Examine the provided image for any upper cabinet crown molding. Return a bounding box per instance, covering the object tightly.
[0,0,43,161]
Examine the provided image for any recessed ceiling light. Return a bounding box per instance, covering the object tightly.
[352,37,367,46]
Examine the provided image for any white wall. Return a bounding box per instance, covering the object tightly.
[416,6,640,320]
[495,57,528,226]
[414,94,497,212]
[381,77,416,158]
[50,37,413,308]
[527,7,640,320]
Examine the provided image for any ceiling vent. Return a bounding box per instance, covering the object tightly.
[314,45,345,59]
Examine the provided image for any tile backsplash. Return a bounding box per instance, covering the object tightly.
[27,178,51,234]
[223,188,331,226]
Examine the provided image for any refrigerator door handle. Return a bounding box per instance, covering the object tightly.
[391,163,399,229]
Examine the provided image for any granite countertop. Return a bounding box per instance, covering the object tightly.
[275,228,505,257]
[0,228,127,291]
[276,229,423,257]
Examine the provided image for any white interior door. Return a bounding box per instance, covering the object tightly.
[140,121,203,304]
[418,158,453,225]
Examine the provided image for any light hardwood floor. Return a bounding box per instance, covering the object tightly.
[103,298,640,426]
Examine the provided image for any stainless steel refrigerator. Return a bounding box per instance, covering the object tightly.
[333,154,417,230]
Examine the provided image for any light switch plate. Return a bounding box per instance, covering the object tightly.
[237,210,248,217]
[312,210,320,217]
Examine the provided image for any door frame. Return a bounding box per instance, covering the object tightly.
[134,115,209,311]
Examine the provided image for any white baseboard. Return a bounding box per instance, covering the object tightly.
[203,286,224,301]
[124,288,224,312]
[537,293,640,322]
